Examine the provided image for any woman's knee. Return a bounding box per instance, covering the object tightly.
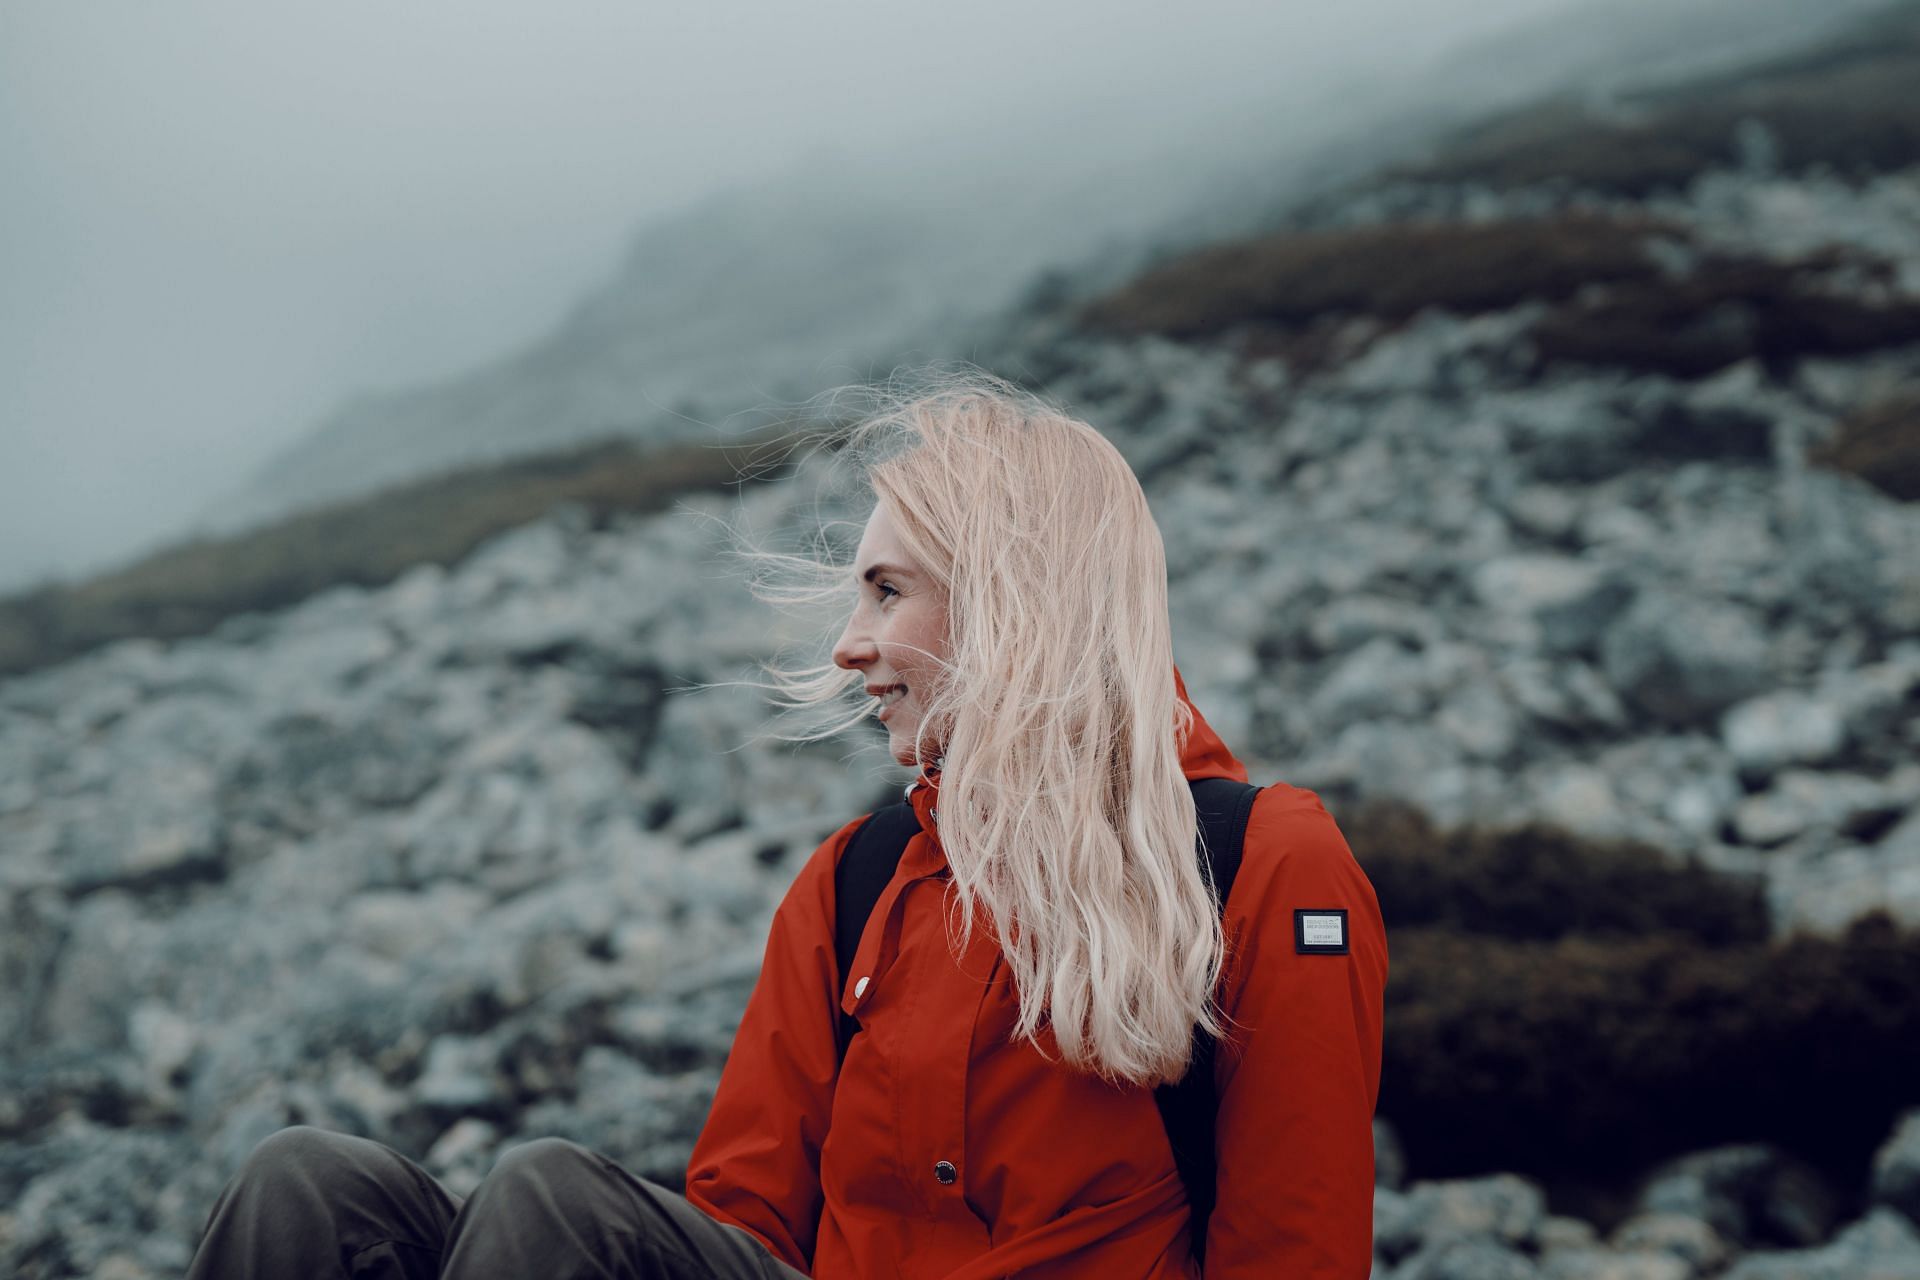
[244,1124,352,1168]
[483,1135,600,1186]
[236,1124,389,1189]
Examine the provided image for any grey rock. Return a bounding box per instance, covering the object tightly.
[1770,811,1920,933]
[0,1123,210,1280]
[1435,677,1523,762]
[54,756,225,896]
[126,1000,196,1098]
[1722,1208,1920,1280]
[237,708,453,823]
[1538,1216,1601,1253]
[1374,1174,1547,1259]
[1612,1211,1731,1274]
[1375,1186,1417,1262]
[1395,1238,1541,1280]
[1376,1118,1407,1190]
[1289,721,1462,809]
[1539,1248,1691,1280]
[414,1035,500,1111]
[1471,555,1634,656]
[1602,594,1772,726]
[0,887,67,1051]
[1730,770,1899,848]
[1506,484,1583,543]
[36,891,155,1052]
[1722,692,1848,778]
[425,1117,502,1199]
[1529,762,1629,840]
[513,1047,718,1187]
[1822,657,1920,749]
[1873,1108,1920,1227]
[1663,773,1745,841]
[1638,1144,1838,1249]
[343,884,489,963]
[1308,595,1443,656]
[1311,637,1437,723]
[1501,659,1630,734]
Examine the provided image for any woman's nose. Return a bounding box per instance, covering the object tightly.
[832,615,876,670]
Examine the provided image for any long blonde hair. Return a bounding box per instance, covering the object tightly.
[764,373,1226,1087]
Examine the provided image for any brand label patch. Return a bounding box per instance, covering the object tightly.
[1295,908,1349,955]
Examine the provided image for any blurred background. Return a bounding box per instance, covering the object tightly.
[3,1,1919,1276]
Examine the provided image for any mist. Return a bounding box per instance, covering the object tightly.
[5,0,1620,594]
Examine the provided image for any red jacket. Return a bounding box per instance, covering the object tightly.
[686,679,1388,1278]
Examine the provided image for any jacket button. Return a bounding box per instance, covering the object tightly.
[853,976,870,999]
[934,1160,957,1185]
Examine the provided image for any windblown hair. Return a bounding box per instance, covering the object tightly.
[760,372,1226,1087]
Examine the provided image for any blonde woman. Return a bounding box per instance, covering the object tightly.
[688,378,1388,1277]
[185,378,1386,1278]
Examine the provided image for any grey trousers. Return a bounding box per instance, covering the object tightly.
[185,1125,808,1279]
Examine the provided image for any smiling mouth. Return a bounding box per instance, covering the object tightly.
[870,685,907,719]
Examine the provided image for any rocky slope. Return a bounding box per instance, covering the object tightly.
[5,6,1920,1278]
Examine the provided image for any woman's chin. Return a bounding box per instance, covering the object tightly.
[886,727,935,770]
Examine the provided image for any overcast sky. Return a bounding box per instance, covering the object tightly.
[0,0,1597,594]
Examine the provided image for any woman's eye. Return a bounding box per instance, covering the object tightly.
[876,582,900,600]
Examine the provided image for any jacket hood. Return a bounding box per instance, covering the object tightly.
[1174,666,1248,785]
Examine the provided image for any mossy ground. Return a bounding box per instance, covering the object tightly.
[0,432,797,678]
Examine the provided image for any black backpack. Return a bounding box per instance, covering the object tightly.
[831,776,1261,1261]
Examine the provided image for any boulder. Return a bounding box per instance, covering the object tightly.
[1721,1208,1920,1280]
[1636,1144,1838,1249]
[1471,555,1634,656]
[1729,770,1901,848]
[1601,594,1772,726]
[1537,1248,1690,1280]
[1376,1117,1407,1190]
[1395,1238,1542,1280]
[1373,1174,1547,1259]
[1873,1108,1920,1227]
[1611,1211,1731,1274]
[1721,692,1849,779]
[1308,595,1443,656]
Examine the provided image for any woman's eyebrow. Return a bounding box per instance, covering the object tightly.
[860,563,915,583]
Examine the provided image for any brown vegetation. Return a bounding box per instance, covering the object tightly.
[1532,256,1920,378]
[0,432,796,678]
[1347,800,1769,947]
[1081,204,1920,382]
[1380,915,1920,1188]
[1080,213,1670,340]
[1809,387,1920,501]
[1342,798,1920,1194]
[1399,9,1920,194]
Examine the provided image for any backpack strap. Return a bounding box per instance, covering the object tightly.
[1155,776,1261,1263]
[829,776,1261,1261]
[832,799,923,1053]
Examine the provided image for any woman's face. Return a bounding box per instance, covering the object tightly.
[832,504,951,768]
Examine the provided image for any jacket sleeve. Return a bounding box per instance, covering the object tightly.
[1204,788,1388,1279]
[684,816,864,1272]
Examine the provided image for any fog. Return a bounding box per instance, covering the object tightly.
[3,0,1608,594]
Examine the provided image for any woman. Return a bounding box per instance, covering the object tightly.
[186,378,1386,1279]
